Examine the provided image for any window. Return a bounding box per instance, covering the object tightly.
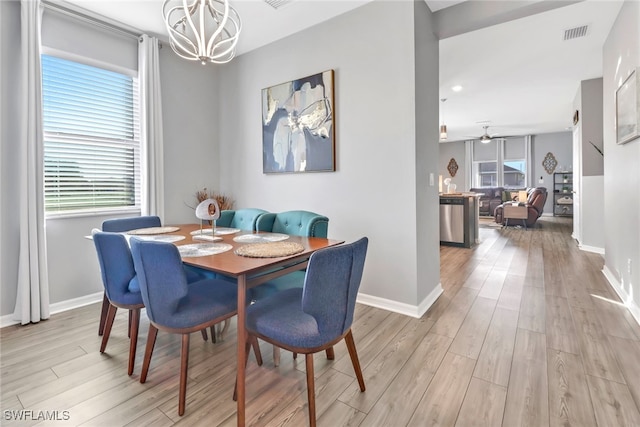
[503,160,526,187]
[41,54,140,214]
[470,138,529,188]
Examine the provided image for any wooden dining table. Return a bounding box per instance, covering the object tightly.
[165,224,344,426]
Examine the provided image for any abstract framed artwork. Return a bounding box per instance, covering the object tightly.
[262,70,335,173]
[616,68,639,145]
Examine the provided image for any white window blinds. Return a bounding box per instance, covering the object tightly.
[42,54,141,213]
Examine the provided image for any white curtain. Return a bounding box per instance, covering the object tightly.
[525,135,533,187]
[464,140,474,190]
[139,35,165,220]
[14,0,50,324]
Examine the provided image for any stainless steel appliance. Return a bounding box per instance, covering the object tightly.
[440,197,465,245]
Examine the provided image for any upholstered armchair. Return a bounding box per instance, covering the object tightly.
[216,208,268,231]
[494,187,548,227]
[243,237,369,427]
[93,232,144,376]
[252,210,329,365]
[130,238,248,416]
[255,210,329,238]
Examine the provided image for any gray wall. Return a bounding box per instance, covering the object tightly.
[414,0,441,305]
[580,78,604,177]
[603,0,640,318]
[1,0,21,316]
[532,132,573,214]
[0,1,219,315]
[218,1,439,308]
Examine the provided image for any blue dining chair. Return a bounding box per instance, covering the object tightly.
[216,208,268,230]
[99,216,216,340]
[93,232,144,376]
[244,237,369,427]
[129,238,245,416]
[251,210,329,365]
[98,216,161,337]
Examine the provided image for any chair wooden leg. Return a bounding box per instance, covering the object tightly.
[201,328,208,341]
[140,324,158,384]
[325,346,335,360]
[305,353,317,427]
[344,330,365,392]
[273,346,281,367]
[210,325,217,343]
[220,318,231,340]
[128,308,140,376]
[250,336,263,366]
[128,310,132,338]
[98,292,109,336]
[100,304,117,353]
[178,334,190,416]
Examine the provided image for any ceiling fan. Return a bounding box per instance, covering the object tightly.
[472,125,510,143]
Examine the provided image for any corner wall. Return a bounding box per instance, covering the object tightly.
[602,0,640,322]
[218,1,438,312]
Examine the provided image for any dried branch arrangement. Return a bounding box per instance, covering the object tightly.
[192,188,235,210]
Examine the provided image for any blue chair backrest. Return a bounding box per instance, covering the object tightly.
[256,210,329,238]
[130,238,188,325]
[302,237,368,339]
[93,232,139,303]
[102,216,161,232]
[217,209,268,231]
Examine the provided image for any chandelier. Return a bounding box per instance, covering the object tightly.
[162,0,242,65]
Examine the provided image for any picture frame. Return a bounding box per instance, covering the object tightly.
[261,70,336,173]
[615,68,639,145]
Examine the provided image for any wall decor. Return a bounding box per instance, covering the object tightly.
[262,70,335,173]
[542,152,558,174]
[616,68,639,145]
[447,158,458,177]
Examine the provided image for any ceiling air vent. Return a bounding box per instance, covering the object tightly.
[264,0,294,10]
[563,25,589,41]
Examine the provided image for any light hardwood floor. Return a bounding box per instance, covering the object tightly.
[2,217,640,426]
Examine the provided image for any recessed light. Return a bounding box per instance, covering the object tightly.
[452,85,463,92]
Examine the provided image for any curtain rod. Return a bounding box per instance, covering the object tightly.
[41,0,142,41]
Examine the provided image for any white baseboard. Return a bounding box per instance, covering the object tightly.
[579,244,605,255]
[357,283,444,319]
[602,265,640,327]
[0,291,103,329]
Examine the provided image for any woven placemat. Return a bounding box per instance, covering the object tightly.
[235,241,304,258]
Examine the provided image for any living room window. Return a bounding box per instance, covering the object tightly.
[470,138,529,188]
[41,54,141,214]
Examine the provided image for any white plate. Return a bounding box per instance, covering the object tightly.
[178,243,233,257]
[190,228,213,235]
[125,234,185,243]
[233,233,289,243]
[190,227,241,236]
[192,235,223,242]
[215,227,241,235]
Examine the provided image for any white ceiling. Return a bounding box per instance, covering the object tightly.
[438,0,623,142]
[61,0,624,143]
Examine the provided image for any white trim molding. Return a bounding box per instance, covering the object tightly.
[0,291,103,328]
[357,283,444,318]
[579,244,605,255]
[602,265,640,326]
